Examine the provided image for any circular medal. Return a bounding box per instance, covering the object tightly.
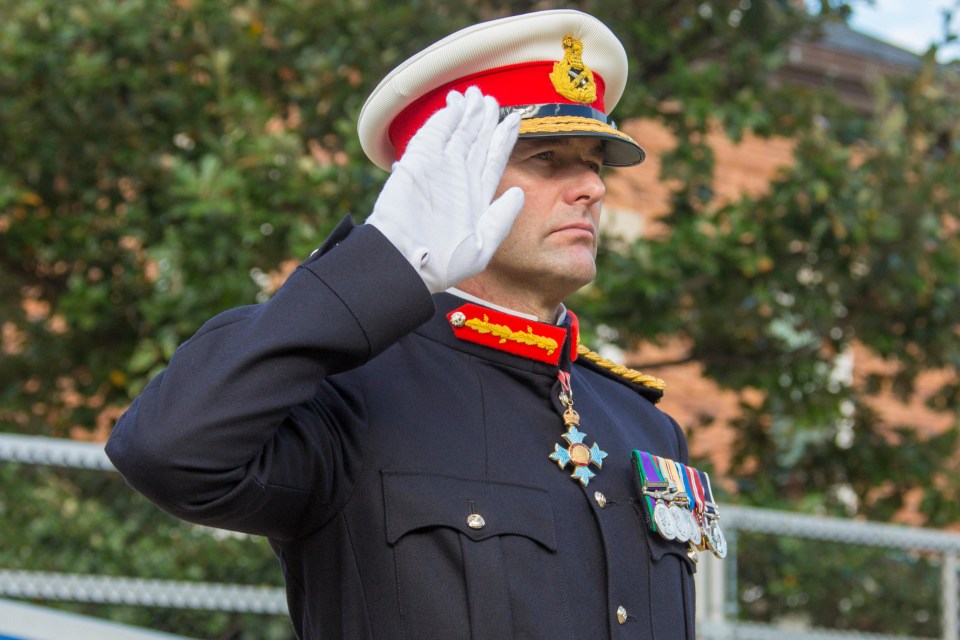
[710,520,728,559]
[688,513,703,547]
[671,504,691,542]
[706,520,718,550]
[653,501,677,540]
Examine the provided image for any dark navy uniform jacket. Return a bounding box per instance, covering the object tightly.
[106,217,696,639]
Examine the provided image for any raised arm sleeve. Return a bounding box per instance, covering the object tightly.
[106,217,434,539]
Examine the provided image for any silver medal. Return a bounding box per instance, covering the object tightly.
[671,504,691,542]
[710,520,728,559]
[654,501,677,540]
[688,512,703,547]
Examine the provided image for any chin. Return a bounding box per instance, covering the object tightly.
[560,262,597,291]
[565,251,598,280]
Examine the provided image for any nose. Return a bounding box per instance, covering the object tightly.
[564,164,606,207]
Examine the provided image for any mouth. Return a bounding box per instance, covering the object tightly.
[552,222,596,241]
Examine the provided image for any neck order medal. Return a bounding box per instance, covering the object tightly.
[549,372,607,486]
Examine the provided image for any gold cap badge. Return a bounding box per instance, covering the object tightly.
[549,35,597,104]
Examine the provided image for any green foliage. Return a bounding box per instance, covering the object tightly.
[0,463,290,637]
[2,0,958,636]
[736,531,942,635]
[0,0,489,433]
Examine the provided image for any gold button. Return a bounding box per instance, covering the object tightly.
[466,513,485,529]
[616,605,628,624]
[594,492,607,508]
[450,312,467,328]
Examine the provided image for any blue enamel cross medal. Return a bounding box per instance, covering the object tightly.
[549,372,607,486]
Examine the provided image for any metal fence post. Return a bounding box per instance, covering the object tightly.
[695,554,728,626]
[724,527,738,622]
[944,552,958,640]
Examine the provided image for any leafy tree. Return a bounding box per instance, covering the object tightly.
[2,0,957,637]
[583,14,960,525]
[0,2,496,636]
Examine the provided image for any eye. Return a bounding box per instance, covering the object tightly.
[533,150,554,161]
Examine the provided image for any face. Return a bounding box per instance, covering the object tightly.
[479,137,607,303]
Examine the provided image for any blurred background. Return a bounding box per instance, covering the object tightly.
[1,0,958,638]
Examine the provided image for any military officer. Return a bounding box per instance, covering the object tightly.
[107,9,719,639]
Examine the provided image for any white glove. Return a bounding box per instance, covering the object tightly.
[366,86,525,293]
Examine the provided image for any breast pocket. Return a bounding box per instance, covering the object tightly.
[382,471,564,640]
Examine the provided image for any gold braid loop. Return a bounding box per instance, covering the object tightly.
[576,344,666,392]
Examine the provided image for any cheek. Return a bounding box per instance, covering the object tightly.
[501,209,537,250]
[493,164,524,199]
[504,190,542,234]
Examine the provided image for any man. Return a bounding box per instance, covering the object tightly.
[107,9,724,639]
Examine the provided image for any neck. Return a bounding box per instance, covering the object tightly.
[454,277,564,323]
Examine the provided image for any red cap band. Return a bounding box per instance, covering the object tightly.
[388,62,607,160]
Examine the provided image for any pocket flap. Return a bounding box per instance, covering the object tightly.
[632,498,697,570]
[382,471,557,551]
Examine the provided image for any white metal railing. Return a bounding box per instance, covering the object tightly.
[0,570,286,614]
[696,620,935,640]
[721,505,960,553]
[695,506,960,640]
[0,432,286,614]
[0,433,113,470]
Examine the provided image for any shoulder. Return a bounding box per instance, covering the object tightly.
[574,344,665,404]
[575,344,689,459]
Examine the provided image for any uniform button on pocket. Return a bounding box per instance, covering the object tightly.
[616,605,628,624]
[594,491,607,508]
[466,513,486,529]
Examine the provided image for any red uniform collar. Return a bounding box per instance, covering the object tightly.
[446,303,579,366]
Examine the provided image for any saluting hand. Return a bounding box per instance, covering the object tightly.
[366,86,524,293]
